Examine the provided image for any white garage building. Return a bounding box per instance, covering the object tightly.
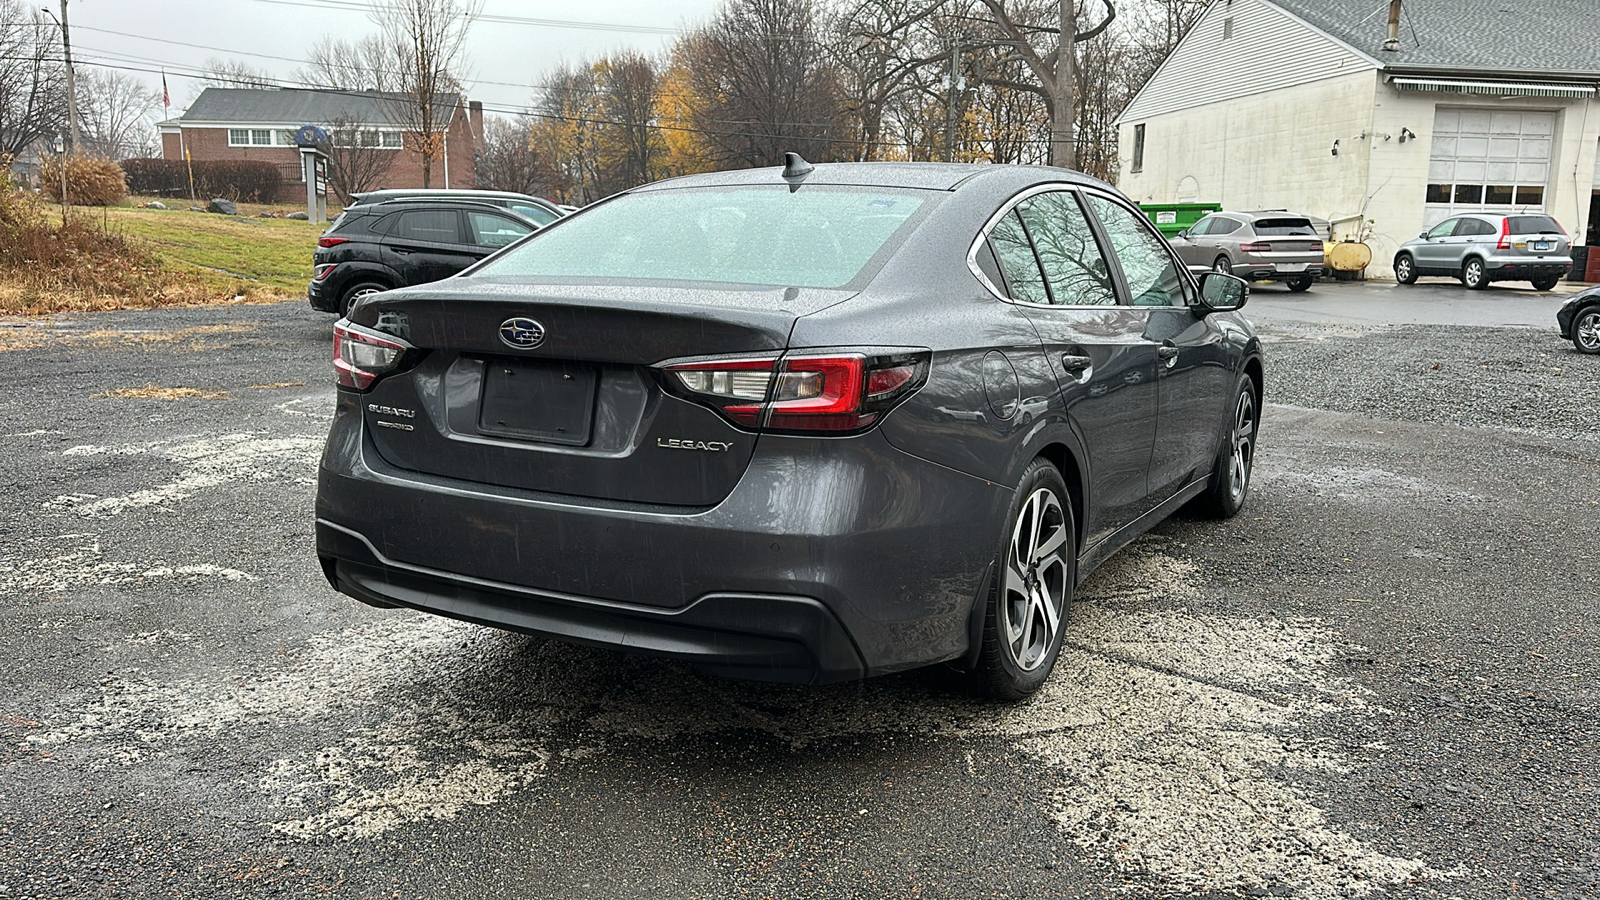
[1116,0,1600,279]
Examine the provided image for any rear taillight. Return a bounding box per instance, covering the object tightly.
[660,349,929,433]
[318,236,350,248]
[333,319,409,391]
[1497,217,1511,250]
[1238,242,1270,253]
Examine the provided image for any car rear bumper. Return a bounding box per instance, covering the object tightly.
[318,520,867,683]
[1483,258,1571,281]
[315,390,1009,682]
[307,276,338,313]
[1238,263,1324,281]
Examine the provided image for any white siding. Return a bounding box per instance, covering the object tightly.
[1120,0,1375,123]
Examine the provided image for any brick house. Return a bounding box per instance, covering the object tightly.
[159,88,485,203]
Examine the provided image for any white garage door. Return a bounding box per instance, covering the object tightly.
[1424,107,1553,227]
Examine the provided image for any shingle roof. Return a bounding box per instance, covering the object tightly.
[179,88,463,126]
[1265,0,1600,77]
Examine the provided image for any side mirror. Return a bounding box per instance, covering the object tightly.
[1418,231,1429,239]
[1175,229,1189,239]
[1196,272,1248,315]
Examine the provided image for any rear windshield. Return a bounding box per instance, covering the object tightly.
[1252,217,1316,236]
[474,186,928,289]
[1508,215,1564,235]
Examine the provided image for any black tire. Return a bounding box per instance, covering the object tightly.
[339,281,389,316]
[1194,376,1259,519]
[1462,257,1489,290]
[974,458,1076,701]
[1574,308,1600,355]
[1394,253,1418,285]
[1530,276,1560,291]
[1212,255,1233,276]
[1286,276,1313,293]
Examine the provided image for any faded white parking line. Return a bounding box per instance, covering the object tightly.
[0,535,254,595]
[46,433,321,518]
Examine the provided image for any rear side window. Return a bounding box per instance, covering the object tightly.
[989,210,1050,304]
[476,186,927,289]
[1456,218,1495,237]
[390,210,461,243]
[1508,215,1564,235]
[1211,217,1243,235]
[1015,191,1116,306]
[1252,217,1314,236]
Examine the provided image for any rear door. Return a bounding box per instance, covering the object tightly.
[991,188,1159,549]
[380,208,479,286]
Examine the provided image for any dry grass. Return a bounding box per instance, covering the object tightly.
[0,322,256,353]
[93,386,229,400]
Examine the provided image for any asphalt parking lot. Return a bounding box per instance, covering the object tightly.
[1,278,1596,899]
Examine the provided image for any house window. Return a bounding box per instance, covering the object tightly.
[1222,16,1234,39]
[1132,124,1145,174]
[381,131,402,149]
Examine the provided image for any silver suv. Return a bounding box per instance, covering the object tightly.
[1395,213,1571,290]
[1170,211,1325,292]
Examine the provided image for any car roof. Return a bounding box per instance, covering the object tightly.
[634,161,1113,194]
[354,188,543,201]
[346,199,542,224]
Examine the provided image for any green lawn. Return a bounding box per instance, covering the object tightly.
[101,203,327,294]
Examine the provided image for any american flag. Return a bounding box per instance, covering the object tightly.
[161,71,169,112]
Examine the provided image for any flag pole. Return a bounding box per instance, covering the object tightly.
[165,70,196,203]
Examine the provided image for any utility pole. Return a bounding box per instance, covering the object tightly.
[53,0,82,154]
[1050,0,1077,169]
[942,37,963,163]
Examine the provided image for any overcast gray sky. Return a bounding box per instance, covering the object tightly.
[67,0,722,119]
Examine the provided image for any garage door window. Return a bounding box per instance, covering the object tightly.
[1425,108,1553,226]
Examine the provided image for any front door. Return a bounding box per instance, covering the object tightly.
[1082,193,1235,504]
[1412,217,1461,271]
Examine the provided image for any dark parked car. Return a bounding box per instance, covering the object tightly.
[1557,285,1600,353]
[348,189,565,227]
[308,199,539,314]
[315,159,1263,699]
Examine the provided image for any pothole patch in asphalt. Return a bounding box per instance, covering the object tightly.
[21,548,1447,897]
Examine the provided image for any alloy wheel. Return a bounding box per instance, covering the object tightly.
[1464,260,1484,288]
[1396,257,1412,283]
[1002,488,1069,672]
[1578,311,1600,353]
[1213,256,1232,275]
[1229,389,1256,504]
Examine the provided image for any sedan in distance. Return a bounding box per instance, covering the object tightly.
[315,158,1263,699]
[1169,211,1325,292]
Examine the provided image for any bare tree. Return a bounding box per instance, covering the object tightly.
[678,0,849,169]
[370,0,481,187]
[77,69,159,160]
[0,1,67,158]
[532,61,605,203]
[296,35,393,91]
[475,115,546,194]
[319,114,395,202]
[596,51,666,194]
[198,57,277,89]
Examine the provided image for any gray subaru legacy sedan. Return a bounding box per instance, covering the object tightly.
[315,160,1263,699]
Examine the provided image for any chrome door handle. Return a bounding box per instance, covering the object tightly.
[1157,345,1179,360]
[1061,354,1093,372]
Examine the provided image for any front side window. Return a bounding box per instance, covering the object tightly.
[1015,191,1116,306]
[476,186,927,290]
[1085,195,1187,308]
[989,209,1050,304]
[1426,218,1459,239]
[468,211,534,249]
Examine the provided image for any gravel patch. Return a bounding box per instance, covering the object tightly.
[1258,323,1600,444]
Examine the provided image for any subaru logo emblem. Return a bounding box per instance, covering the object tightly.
[498,317,545,349]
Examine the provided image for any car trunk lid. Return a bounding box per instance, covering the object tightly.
[346,279,852,507]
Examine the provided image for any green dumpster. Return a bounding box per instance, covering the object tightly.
[1139,202,1221,238]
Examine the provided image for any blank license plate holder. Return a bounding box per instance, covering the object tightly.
[478,358,597,446]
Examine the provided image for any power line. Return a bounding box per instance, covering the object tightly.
[248,0,682,35]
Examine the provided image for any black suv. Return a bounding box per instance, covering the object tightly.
[308,200,539,315]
